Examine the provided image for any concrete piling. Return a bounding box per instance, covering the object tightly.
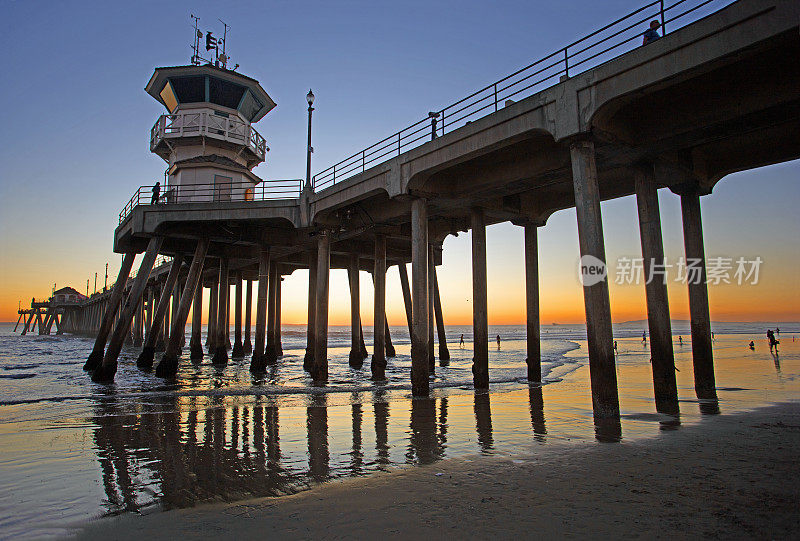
[303,248,317,372]
[432,267,450,363]
[680,190,717,400]
[570,139,619,419]
[243,279,253,354]
[93,237,163,382]
[348,255,363,368]
[189,280,204,362]
[371,234,387,380]
[212,259,229,364]
[312,232,331,383]
[411,198,429,396]
[156,239,208,378]
[250,247,270,372]
[635,165,678,410]
[265,263,278,364]
[232,273,244,358]
[524,223,541,382]
[84,252,135,371]
[471,208,489,390]
[137,254,184,370]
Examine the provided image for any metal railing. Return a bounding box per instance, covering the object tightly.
[150,109,268,161]
[119,180,303,224]
[312,0,732,190]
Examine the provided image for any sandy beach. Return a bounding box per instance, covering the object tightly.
[75,401,800,539]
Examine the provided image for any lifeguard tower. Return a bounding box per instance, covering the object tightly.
[145,22,276,203]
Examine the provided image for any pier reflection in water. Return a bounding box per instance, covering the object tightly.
[89,388,556,516]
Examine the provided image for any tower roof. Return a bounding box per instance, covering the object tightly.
[145,64,276,122]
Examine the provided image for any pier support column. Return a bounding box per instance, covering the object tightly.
[207,277,218,351]
[244,279,253,354]
[212,259,229,364]
[372,234,387,380]
[84,252,136,371]
[276,275,283,356]
[635,166,678,410]
[156,239,209,378]
[250,248,270,372]
[312,232,331,383]
[428,245,436,372]
[137,254,184,370]
[232,273,244,358]
[93,237,163,382]
[132,297,143,347]
[570,139,619,418]
[524,223,541,382]
[348,255,364,368]
[303,248,318,372]
[265,263,278,364]
[398,263,413,340]
[171,280,181,347]
[385,317,396,357]
[433,265,450,364]
[411,198,430,396]
[680,189,717,400]
[189,279,204,362]
[471,208,489,390]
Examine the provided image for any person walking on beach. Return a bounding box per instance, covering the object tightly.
[749,341,755,350]
[642,331,647,344]
[613,340,618,353]
[776,327,780,337]
[642,20,661,45]
[496,334,501,350]
[459,334,464,348]
[151,181,161,205]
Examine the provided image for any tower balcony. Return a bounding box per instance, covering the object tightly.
[150,108,267,166]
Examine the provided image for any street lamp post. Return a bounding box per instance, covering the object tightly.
[305,89,315,191]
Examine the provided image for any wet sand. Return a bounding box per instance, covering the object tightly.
[70,332,800,540]
[75,401,800,539]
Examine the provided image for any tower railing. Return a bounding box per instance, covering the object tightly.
[118,180,303,224]
[312,0,732,190]
[150,110,268,161]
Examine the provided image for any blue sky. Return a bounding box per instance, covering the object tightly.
[0,0,797,323]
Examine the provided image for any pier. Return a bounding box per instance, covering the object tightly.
[21,0,799,422]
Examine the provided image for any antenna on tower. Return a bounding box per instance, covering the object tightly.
[190,14,203,65]
[218,19,230,69]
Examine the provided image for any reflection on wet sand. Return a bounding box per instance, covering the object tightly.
[528,387,546,442]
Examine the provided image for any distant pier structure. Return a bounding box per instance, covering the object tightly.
[50,0,798,423]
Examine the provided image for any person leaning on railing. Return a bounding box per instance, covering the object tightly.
[642,20,661,45]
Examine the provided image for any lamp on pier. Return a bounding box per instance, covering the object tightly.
[305,89,315,192]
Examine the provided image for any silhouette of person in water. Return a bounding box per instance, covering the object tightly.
[151,181,161,205]
[459,334,464,348]
[749,341,755,350]
[678,336,683,346]
[767,329,779,352]
[642,331,647,343]
[776,327,780,337]
[496,334,501,350]
[613,340,618,353]
[642,20,661,45]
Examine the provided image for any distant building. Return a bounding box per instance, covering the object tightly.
[51,287,88,305]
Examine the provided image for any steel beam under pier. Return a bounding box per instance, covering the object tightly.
[157,239,209,378]
[680,189,717,401]
[635,166,678,410]
[84,252,135,371]
[371,234,387,380]
[138,254,184,370]
[212,259,229,365]
[471,208,489,390]
[93,237,162,382]
[411,198,429,396]
[312,231,331,383]
[570,139,619,419]
[250,248,270,372]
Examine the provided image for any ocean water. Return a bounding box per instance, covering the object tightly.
[0,321,798,539]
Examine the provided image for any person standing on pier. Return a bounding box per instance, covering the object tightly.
[151,181,161,205]
[642,20,661,45]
